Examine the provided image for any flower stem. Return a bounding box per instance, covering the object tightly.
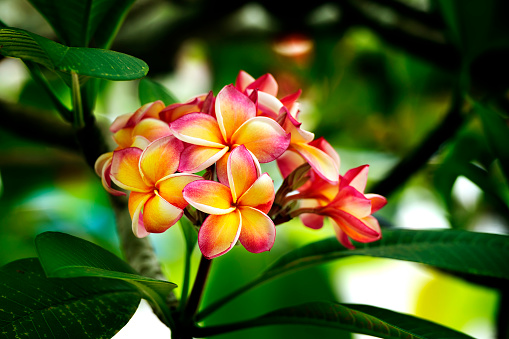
[183,255,212,321]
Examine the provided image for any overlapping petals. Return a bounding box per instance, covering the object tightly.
[159,92,215,123]
[94,70,387,258]
[277,110,340,183]
[183,146,276,259]
[290,165,387,248]
[110,101,171,149]
[110,135,201,238]
[171,84,290,180]
[235,70,278,97]
[94,101,172,195]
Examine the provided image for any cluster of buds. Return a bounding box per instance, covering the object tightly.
[95,71,387,258]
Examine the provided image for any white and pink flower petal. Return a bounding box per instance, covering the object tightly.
[280,89,302,117]
[291,142,339,184]
[157,173,203,209]
[110,148,151,192]
[132,118,172,142]
[246,73,278,96]
[170,113,225,147]
[341,165,369,192]
[142,192,183,233]
[238,206,275,253]
[128,192,152,238]
[238,173,275,214]
[112,127,134,149]
[130,135,151,150]
[227,145,258,202]
[110,101,165,133]
[139,136,183,185]
[215,84,256,142]
[326,209,381,242]
[235,70,256,93]
[257,91,284,119]
[231,116,290,163]
[178,145,229,173]
[159,95,205,123]
[99,155,125,196]
[298,199,325,229]
[183,180,235,215]
[330,186,372,219]
[198,210,242,259]
[309,137,340,171]
[365,193,388,213]
[280,111,314,144]
[330,219,355,249]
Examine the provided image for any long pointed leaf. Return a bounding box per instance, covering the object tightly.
[197,228,509,321]
[0,28,148,81]
[476,103,509,184]
[197,302,474,339]
[0,258,140,339]
[27,0,136,48]
[266,228,509,281]
[35,231,176,326]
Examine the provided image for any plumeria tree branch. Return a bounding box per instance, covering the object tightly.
[370,90,466,197]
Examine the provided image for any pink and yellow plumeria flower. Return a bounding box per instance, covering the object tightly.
[183,145,276,259]
[110,100,172,149]
[95,101,173,196]
[109,135,202,238]
[290,165,387,249]
[170,84,290,183]
[234,72,339,183]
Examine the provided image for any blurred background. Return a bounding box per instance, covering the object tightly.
[1,0,508,338]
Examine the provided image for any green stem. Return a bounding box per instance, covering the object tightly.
[183,255,212,321]
[71,72,85,129]
[175,255,212,338]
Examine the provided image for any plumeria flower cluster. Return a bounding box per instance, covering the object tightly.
[95,71,387,258]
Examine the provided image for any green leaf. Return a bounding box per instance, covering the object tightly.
[27,0,136,48]
[217,302,473,339]
[0,28,148,81]
[266,229,509,281]
[347,304,475,339]
[35,231,177,327]
[35,231,177,299]
[476,103,509,184]
[139,77,179,106]
[0,258,140,339]
[196,228,509,321]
